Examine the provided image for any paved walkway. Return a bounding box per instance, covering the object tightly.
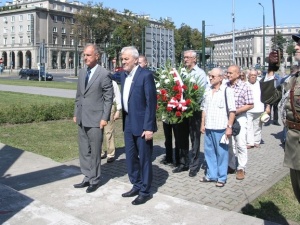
[0,85,289,224]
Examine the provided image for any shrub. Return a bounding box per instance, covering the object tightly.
[0,101,74,124]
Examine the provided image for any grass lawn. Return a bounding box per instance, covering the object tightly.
[0,79,77,90]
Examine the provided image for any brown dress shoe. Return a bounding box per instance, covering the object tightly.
[236,169,245,180]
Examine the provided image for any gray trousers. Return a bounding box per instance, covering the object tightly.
[290,169,300,203]
[78,125,103,185]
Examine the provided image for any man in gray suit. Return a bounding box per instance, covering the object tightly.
[73,43,113,193]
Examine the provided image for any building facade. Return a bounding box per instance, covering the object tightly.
[0,0,86,70]
[207,25,300,68]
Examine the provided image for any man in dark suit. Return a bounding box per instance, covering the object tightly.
[120,46,157,205]
[73,44,113,193]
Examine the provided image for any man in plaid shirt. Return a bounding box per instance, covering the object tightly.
[226,65,254,180]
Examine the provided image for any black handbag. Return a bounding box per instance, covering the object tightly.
[225,88,241,136]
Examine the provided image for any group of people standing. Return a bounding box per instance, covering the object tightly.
[70,32,300,206]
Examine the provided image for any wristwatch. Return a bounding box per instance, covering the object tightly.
[227,124,232,128]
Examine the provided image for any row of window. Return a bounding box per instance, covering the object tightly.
[53,27,72,34]
[3,25,31,33]
[53,16,75,24]
[3,14,32,22]
[3,36,31,45]
[53,36,75,46]
[53,3,76,13]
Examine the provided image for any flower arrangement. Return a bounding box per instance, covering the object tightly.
[155,63,205,124]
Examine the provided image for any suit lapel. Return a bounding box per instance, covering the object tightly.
[85,66,101,93]
[80,69,86,93]
[128,66,142,100]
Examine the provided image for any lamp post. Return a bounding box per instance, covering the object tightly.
[259,2,265,71]
[202,20,205,70]
[232,0,235,64]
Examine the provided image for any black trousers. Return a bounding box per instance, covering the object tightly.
[162,122,179,164]
[173,118,189,167]
[188,110,202,171]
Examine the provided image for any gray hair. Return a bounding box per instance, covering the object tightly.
[211,67,224,76]
[184,50,197,58]
[84,43,101,56]
[121,46,139,59]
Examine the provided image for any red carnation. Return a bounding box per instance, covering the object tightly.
[193,85,199,90]
[167,107,172,112]
[157,95,160,100]
[182,85,188,90]
[175,111,182,117]
[185,99,191,105]
[175,93,181,100]
[162,95,167,101]
[161,89,167,95]
[173,86,179,91]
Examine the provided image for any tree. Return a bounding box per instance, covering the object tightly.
[271,32,287,50]
[286,39,295,65]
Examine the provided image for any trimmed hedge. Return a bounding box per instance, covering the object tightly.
[0,101,74,124]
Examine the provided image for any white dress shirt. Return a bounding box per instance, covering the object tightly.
[123,65,138,113]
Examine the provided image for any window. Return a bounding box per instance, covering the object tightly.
[20,36,23,44]
[3,27,7,33]
[54,16,57,22]
[4,37,7,45]
[62,17,65,23]
[71,38,74,46]
[71,18,75,24]
[70,7,73,12]
[62,37,66,45]
[28,36,31,43]
[27,14,32,20]
[11,26,15,33]
[19,25,23,32]
[3,16,7,23]
[40,3,43,7]
[27,25,31,31]
[19,15,23,21]
[12,37,15,45]
[70,28,74,34]
[53,3,57,9]
[53,36,57,45]
[53,27,57,32]
[62,5,65,11]
[62,27,66,34]
[11,16,15,22]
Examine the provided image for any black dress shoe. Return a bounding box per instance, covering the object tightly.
[227,166,236,174]
[273,121,280,126]
[189,170,197,177]
[107,157,115,163]
[131,195,152,205]
[86,183,101,193]
[172,165,189,173]
[73,181,90,188]
[122,189,139,197]
[101,154,107,159]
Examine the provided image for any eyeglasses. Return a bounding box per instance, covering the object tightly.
[209,75,219,79]
[183,56,194,59]
[226,72,233,74]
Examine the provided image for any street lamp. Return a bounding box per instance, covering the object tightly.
[259,3,265,70]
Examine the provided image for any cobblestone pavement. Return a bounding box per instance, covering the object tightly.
[67,121,288,212]
[0,84,289,214]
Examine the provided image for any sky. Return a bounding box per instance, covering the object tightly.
[83,0,299,36]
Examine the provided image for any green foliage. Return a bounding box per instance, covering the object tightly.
[271,32,287,50]
[0,92,74,125]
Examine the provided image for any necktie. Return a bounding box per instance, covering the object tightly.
[85,68,91,88]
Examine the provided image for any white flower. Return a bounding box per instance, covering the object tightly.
[161,75,166,79]
[189,77,196,83]
[181,68,188,76]
[164,79,170,84]
[156,83,160,88]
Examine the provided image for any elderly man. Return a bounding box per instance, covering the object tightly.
[200,68,236,187]
[138,55,148,69]
[120,46,157,205]
[73,44,113,193]
[246,69,267,149]
[227,65,254,180]
[172,50,207,177]
[283,34,300,203]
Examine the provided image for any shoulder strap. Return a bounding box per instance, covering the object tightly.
[224,87,229,118]
[289,75,300,122]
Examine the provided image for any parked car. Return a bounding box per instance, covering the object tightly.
[19,69,53,81]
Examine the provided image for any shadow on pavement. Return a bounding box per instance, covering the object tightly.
[241,201,289,225]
